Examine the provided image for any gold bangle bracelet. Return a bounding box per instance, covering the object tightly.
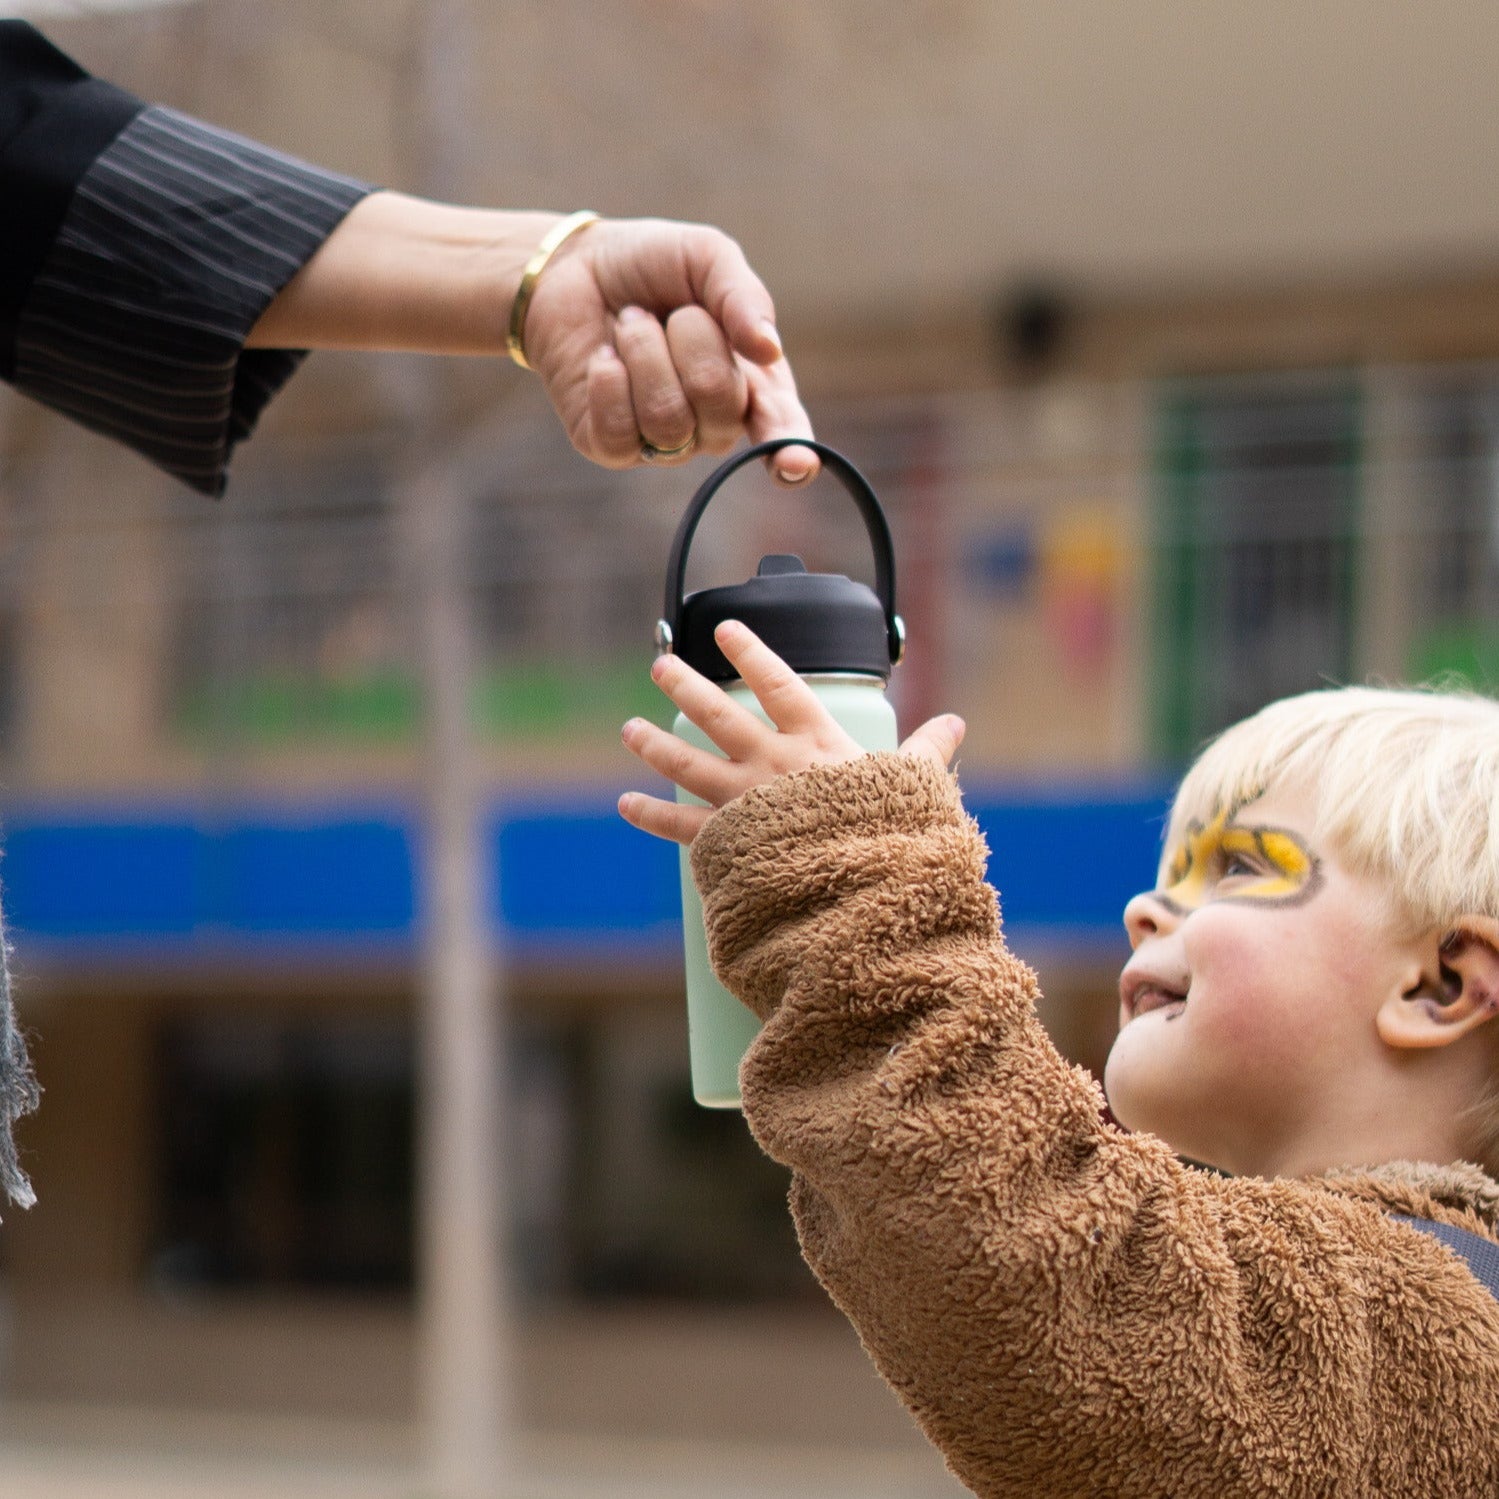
[506,211,600,370]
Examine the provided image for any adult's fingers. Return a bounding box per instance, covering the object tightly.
[713,620,830,736]
[665,307,748,455]
[649,652,771,761]
[618,790,711,847]
[614,307,697,458]
[621,716,741,806]
[680,225,783,368]
[900,714,966,770]
[578,222,815,482]
[676,228,818,486]
[582,345,645,469]
[742,358,819,485]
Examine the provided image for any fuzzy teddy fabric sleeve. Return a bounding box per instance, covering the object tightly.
[691,753,1499,1499]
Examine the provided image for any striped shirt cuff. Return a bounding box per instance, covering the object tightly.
[13,105,374,496]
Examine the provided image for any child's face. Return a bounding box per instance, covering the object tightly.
[1103,780,1415,1176]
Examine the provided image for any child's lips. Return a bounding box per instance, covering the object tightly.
[1133,989,1187,1021]
[1121,973,1189,1022]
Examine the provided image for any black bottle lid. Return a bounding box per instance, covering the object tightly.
[657,440,904,685]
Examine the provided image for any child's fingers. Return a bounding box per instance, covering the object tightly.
[622,717,743,804]
[618,790,711,846]
[650,652,770,760]
[900,714,966,769]
[714,619,829,734]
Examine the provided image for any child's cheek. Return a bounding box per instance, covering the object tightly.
[1185,910,1325,1067]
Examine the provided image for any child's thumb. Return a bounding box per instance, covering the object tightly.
[899,714,965,769]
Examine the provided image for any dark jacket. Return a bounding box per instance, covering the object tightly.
[0,21,370,496]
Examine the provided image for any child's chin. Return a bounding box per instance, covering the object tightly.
[1102,1084,1197,1157]
[1102,1036,1183,1139]
[1101,1080,1150,1137]
[1103,1057,1227,1166]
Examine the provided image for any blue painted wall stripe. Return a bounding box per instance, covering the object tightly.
[0,782,1174,964]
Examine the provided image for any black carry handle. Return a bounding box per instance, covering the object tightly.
[658,438,903,664]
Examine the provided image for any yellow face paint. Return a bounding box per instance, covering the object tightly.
[1159,806,1321,914]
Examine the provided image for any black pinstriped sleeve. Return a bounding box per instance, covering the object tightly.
[10,102,374,496]
[1,23,145,355]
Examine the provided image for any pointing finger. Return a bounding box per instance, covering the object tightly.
[671,227,817,485]
[742,358,819,486]
[680,225,782,368]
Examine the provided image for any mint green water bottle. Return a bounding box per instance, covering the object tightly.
[655,439,905,1108]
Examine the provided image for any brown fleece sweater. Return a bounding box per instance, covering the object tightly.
[690,754,1499,1498]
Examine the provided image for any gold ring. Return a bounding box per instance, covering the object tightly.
[640,433,697,463]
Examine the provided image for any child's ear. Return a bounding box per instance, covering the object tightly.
[1376,917,1499,1051]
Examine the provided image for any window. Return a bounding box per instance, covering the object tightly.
[168,448,405,743]
[166,437,671,747]
[1152,378,1362,759]
[151,1006,808,1302]
[153,1014,415,1291]
[1404,372,1499,688]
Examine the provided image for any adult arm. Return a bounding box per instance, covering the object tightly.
[689,753,1499,1498]
[1,22,815,495]
[248,193,818,481]
[1,22,374,496]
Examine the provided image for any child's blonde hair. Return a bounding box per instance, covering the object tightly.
[1171,685,1499,932]
[1170,683,1499,1173]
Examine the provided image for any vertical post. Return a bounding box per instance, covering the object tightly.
[405,455,513,1498]
[401,2,514,1494]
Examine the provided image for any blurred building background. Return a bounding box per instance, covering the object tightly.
[6,1,1499,1494]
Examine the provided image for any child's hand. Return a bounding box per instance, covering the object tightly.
[618,618,965,846]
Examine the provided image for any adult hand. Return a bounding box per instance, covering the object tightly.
[523,217,818,484]
[618,619,966,846]
[251,196,819,485]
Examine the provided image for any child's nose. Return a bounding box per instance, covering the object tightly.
[1123,889,1179,950]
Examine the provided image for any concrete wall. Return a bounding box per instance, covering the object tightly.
[41,1,1499,321]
